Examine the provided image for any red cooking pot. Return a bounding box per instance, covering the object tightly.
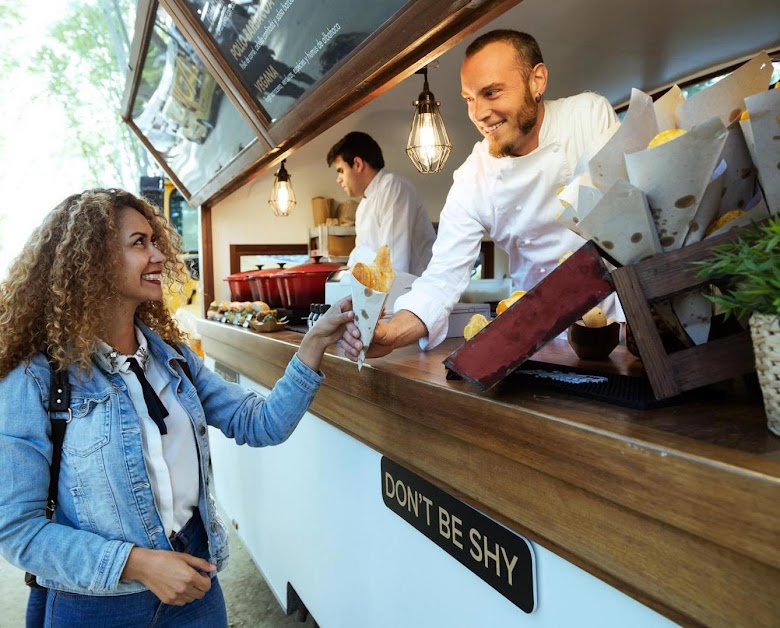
[275,257,345,310]
[246,264,287,308]
[224,270,256,302]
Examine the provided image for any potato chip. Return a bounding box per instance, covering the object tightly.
[352,262,376,289]
[351,245,396,292]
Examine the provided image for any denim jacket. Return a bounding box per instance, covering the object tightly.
[0,322,322,595]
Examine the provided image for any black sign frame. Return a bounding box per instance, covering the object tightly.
[381,456,537,614]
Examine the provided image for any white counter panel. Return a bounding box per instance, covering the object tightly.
[206,360,675,628]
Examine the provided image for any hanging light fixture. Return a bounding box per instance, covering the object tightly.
[268,159,297,217]
[406,66,452,174]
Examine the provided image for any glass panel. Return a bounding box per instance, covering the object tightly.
[132,3,257,195]
[184,0,409,123]
[168,187,199,253]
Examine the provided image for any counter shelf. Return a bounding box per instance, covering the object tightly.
[199,320,780,627]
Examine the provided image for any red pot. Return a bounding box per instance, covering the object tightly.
[275,258,345,310]
[246,264,287,308]
[224,270,256,302]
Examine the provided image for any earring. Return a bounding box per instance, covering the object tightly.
[535,93,542,103]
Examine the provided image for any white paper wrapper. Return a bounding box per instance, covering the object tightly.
[351,282,391,371]
[671,292,712,346]
[740,88,780,214]
[654,85,685,132]
[589,88,659,191]
[577,180,662,265]
[677,52,774,130]
[625,116,728,251]
[717,120,759,217]
[683,160,727,246]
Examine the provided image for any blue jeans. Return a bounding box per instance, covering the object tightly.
[42,510,228,627]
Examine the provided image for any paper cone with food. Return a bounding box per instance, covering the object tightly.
[350,245,396,370]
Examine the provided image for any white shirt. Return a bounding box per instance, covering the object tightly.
[394,92,619,349]
[96,329,199,537]
[347,169,436,276]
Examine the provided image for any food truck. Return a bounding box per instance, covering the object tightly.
[122,1,780,626]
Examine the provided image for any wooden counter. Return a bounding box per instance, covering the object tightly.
[199,320,780,627]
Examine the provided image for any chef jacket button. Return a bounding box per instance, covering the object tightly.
[200,425,207,435]
[553,145,560,152]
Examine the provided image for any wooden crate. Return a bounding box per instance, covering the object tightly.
[611,229,756,400]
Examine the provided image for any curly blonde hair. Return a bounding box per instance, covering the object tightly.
[0,188,189,377]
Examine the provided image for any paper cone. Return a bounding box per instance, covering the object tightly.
[625,116,728,251]
[671,292,712,346]
[589,88,659,191]
[577,180,662,265]
[654,85,685,132]
[683,160,726,246]
[351,280,393,370]
[741,89,780,214]
[677,52,773,130]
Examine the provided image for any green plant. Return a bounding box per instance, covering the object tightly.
[695,215,780,320]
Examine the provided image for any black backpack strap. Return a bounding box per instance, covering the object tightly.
[46,356,70,518]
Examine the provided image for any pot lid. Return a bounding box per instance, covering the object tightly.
[244,263,288,278]
[277,257,346,276]
[224,270,257,281]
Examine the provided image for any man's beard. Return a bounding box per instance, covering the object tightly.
[488,92,539,158]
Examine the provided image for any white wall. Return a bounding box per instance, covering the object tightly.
[211,52,480,300]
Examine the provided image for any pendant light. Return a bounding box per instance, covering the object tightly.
[268,159,297,217]
[406,66,452,174]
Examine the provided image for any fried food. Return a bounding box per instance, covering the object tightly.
[705,209,745,236]
[582,306,607,328]
[351,245,396,292]
[463,313,490,340]
[647,128,687,149]
[352,262,376,289]
[496,290,526,315]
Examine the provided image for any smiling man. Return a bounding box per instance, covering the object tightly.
[340,30,619,359]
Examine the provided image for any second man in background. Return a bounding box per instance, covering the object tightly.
[327,132,436,276]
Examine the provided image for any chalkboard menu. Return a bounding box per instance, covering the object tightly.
[130,3,258,197]
[183,0,409,124]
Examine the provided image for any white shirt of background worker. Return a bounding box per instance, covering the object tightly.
[339,30,619,359]
[327,131,436,276]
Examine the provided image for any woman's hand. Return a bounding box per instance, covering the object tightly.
[122,547,215,606]
[296,296,356,371]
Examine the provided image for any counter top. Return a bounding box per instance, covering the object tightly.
[199,320,780,627]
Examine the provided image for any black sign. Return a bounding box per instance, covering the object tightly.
[185,0,408,123]
[381,457,536,613]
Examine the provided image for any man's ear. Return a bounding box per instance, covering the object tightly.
[528,62,548,101]
[352,156,365,173]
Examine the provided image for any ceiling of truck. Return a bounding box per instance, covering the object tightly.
[430,0,780,107]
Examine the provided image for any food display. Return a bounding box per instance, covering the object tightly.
[206,300,288,332]
[557,52,778,350]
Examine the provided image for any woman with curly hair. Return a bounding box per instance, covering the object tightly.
[0,188,354,627]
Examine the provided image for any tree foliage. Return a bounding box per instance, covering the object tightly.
[27,0,149,188]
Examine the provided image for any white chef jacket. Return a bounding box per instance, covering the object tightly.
[347,169,436,276]
[394,92,619,349]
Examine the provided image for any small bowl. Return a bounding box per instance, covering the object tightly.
[567,321,620,360]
